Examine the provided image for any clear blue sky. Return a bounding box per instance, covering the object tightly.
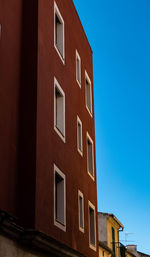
[73,0,150,254]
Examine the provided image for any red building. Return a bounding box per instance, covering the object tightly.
[0,1,98,256]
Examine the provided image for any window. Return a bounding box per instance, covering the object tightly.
[54,164,66,231]
[85,71,92,116]
[54,77,65,142]
[76,50,81,87]
[88,201,96,251]
[87,132,94,179]
[112,227,116,257]
[77,116,83,155]
[54,2,65,63]
[78,190,84,232]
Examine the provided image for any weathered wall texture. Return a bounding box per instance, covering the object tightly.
[0,235,46,257]
[98,213,107,243]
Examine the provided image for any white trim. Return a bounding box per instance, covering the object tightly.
[77,116,83,156]
[54,2,65,64]
[85,70,93,117]
[54,77,66,143]
[88,200,96,251]
[86,132,94,180]
[54,164,66,232]
[76,50,81,88]
[78,190,84,233]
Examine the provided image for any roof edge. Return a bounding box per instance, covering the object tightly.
[98,212,124,230]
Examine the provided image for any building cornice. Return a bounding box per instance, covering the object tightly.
[0,210,85,257]
[99,241,112,254]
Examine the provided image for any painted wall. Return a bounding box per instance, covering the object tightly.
[35,1,98,256]
[0,0,38,228]
[0,0,22,215]
[0,0,98,256]
[98,213,108,244]
[99,246,111,257]
[107,216,120,257]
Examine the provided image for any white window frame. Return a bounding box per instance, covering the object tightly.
[88,201,96,251]
[85,70,92,117]
[54,164,66,232]
[54,2,65,64]
[78,190,84,233]
[77,116,83,156]
[76,50,81,87]
[54,77,65,143]
[87,132,94,180]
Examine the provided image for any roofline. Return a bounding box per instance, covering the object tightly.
[126,249,138,257]
[98,212,124,230]
[137,252,150,257]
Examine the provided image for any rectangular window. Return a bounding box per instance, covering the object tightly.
[78,190,84,232]
[54,164,66,231]
[112,227,116,257]
[85,71,92,116]
[87,132,94,179]
[54,2,65,63]
[76,50,81,87]
[77,116,83,155]
[54,77,65,142]
[88,201,96,251]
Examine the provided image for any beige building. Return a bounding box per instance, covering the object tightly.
[126,247,137,257]
[98,212,124,257]
[98,213,150,257]
[99,241,112,257]
[126,245,150,257]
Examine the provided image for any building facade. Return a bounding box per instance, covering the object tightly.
[98,213,150,257]
[98,213,124,257]
[0,1,98,256]
[126,245,150,257]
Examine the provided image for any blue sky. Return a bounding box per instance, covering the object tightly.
[73,0,150,254]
